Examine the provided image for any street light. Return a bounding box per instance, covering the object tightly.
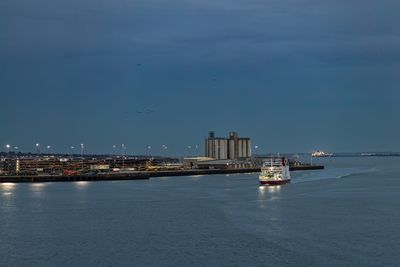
[5,144,10,173]
[46,145,52,173]
[162,144,168,157]
[70,146,75,160]
[14,146,18,158]
[146,145,151,158]
[112,145,117,168]
[80,144,84,170]
[194,145,199,157]
[254,145,259,157]
[35,143,40,171]
[121,144,126,170]
[188,145,192,157]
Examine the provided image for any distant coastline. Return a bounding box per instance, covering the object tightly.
[312,152,400,158]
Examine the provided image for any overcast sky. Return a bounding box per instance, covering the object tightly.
[1,0,399,155]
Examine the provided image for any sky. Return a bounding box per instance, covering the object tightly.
[1,0,399,155]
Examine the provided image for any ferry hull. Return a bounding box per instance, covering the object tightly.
[259,179,291,186]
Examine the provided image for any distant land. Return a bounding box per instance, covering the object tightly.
[257,152,400,158]
[1,151,400,158]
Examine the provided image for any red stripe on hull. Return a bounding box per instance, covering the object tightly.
[259,179,291,186]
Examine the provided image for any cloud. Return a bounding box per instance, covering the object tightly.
[1,0,399,152]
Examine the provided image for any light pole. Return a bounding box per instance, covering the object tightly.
[187,145,192,157]
[112,145,117,156]
[112,145,117,168]
[195,145,199,157]
[122,144,126,170]
[70,146,75,160]
[36,143,41,155]
[146,145,151,158]
[46,145,52,173]
[254,145,259,157]
[5,144,10,173]
[36,143,40,171]
[80,144,84,170]
[162,144,168,158]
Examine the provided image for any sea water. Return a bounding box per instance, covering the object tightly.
[1,157,399,266]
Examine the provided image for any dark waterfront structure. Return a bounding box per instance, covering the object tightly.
[0,150,323,183]
[205,131,252,160]
[0,154,182,176]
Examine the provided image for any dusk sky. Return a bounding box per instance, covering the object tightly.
[1,0,399,155]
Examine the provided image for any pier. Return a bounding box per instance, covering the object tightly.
[0,164,324,183]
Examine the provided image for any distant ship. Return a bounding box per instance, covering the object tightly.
[312,150,333,157]
[259,157,291,186]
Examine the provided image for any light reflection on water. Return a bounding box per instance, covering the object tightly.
[258,185,282,209]
[73,181,90,189]
[267,185,281,193]
[30,183,47,197]
[258,185,267,198]
[31,183,46,190]
[258,185,281,197]
[0,183,17,197]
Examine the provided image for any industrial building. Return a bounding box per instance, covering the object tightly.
[205,131,252,160]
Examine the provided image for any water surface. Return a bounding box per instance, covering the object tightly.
[1,157,399,266]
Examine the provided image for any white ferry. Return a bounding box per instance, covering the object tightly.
[312,150,333,157]
[259,157,291,186]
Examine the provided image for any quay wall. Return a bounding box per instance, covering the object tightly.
[0,165,324,183]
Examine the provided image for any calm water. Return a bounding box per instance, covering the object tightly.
[1,157,399,266]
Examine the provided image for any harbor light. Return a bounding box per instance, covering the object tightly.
[5,144,11,173]
[80,144,84,169]
[122,144,126,169]
[70,146,75,160]
[162,144,168,157]
[146,145,151,157]
[35,143,41,170]
[36,143,41,154]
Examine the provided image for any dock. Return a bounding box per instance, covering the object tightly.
[0,172,150,183]
[290,165,325,171]
[0,164,324,183]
